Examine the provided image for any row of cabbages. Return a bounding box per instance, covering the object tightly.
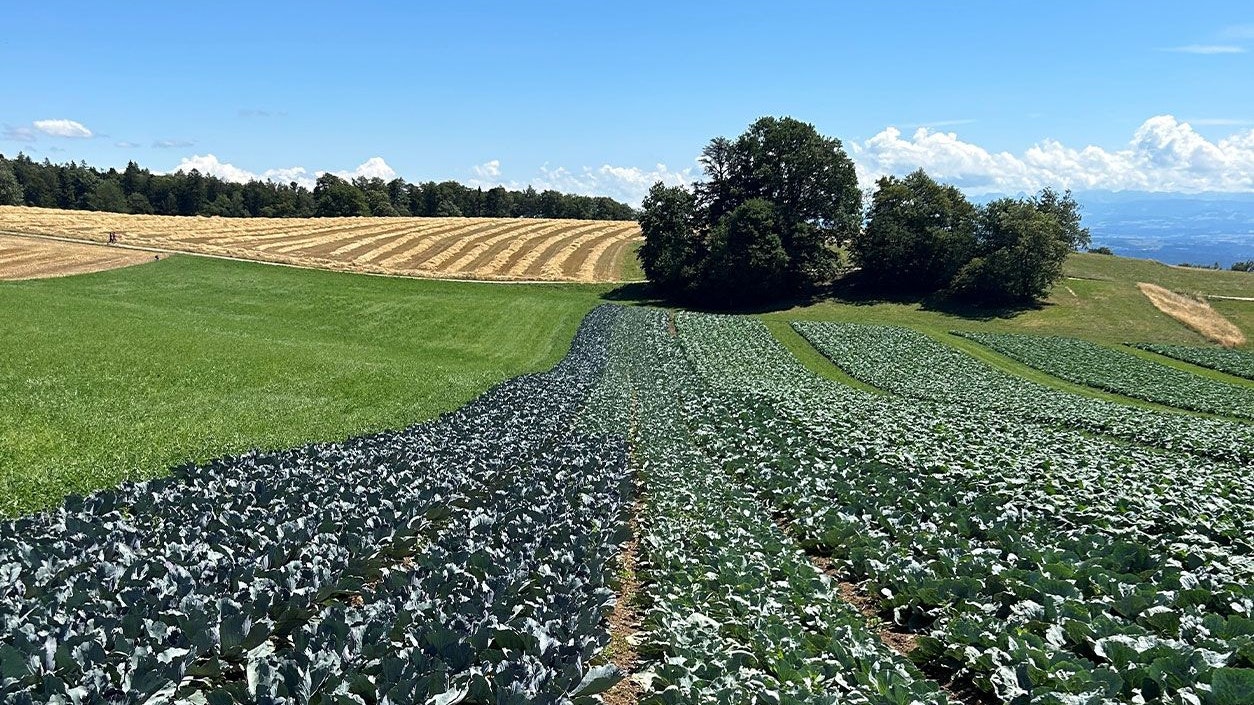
[961,332,1254,421]
[587,308,949,704]
[1,306,630,704]
[676,312,1254,705]
[793,321,1254,464]
[1133,343,1254,382]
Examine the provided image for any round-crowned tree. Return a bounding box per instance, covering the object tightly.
[852,169,978,292]
[638,116,860,306]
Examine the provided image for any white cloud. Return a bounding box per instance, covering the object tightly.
[238,109,286,118]
[114,140,141,148]
[851,115,1254,194]
[472,159,501,178]
[154,139,196,149]
[331,156,397,182]
[33,119,93,138]
[173,154,315,189]
[471,161,697,205]
[1162,44,1246,54]
[171,154,397,189]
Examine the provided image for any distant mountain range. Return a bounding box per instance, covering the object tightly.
[1072,191,1254,268]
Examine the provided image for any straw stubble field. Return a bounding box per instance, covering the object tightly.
[0,233,156,280]
[0,206,643,282]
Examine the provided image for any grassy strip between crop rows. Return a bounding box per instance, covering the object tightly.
[789,322,1254,465]
[958,332,1254,421]
[1131,343,1254,381]
[0,256,609,517]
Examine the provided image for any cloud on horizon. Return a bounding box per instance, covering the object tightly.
[163,115,1254,207]
[172,154,398,189]
[851,114,1254,195]
[469,161,696,205]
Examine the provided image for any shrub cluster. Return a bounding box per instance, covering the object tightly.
[852,170,1090,302]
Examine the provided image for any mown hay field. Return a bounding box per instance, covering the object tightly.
[0,233,157,280]
[0,206,643,282]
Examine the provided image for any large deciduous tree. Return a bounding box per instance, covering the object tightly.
[950,197,1075,302]
[314,173,370,217]
[638,116,860,306]
[852,169,978,292]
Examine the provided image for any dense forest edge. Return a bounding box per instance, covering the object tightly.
[0,153,637,221]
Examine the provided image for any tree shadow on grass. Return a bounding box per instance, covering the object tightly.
[601,274,1050,321]
[826,272,1047,322]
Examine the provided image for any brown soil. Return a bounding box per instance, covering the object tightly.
[602,500,644,705]
[1139,282,1246,346]
[774,518,993,705]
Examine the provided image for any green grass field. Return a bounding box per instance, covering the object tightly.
[763,253,1254,348]
[0,256,608,515]
[4,249,1252,516]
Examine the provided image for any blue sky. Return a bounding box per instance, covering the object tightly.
[3,1,1253,203]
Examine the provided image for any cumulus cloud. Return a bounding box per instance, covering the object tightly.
[1162,44,1246,54]
[174,154,314,188]
[33,119,93,138]
[851,115,1254,194]
[3,119,93,141]
[171,154,397,190]
[331,156,397,182]
[471,161,697,205]
[472,159,501,178]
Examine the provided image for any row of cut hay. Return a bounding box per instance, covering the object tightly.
[417,220,571,273]
[0,234,155,280]
[453,222,606,276]
[0,206,643,282]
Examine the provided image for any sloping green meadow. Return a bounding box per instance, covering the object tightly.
[0,256,607,515]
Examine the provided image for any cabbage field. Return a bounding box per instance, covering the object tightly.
[1133,344,1254,382]
[3,306,1253,705]
[960,333,1254,421]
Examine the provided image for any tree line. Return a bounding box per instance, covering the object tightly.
[0,153,636,221]
[639,116,1090,308]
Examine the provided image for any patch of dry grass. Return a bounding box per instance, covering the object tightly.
[1138,282,1246,347]
[0,234,155,280]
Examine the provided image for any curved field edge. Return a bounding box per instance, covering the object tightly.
[0,255,611,516]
